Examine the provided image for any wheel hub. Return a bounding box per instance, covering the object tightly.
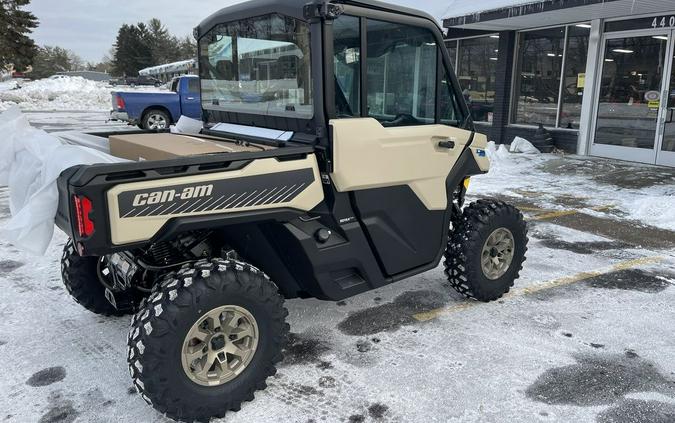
[147,114,167,130]
[181,305,259,387]
[481,228,515,280]
[210,334,226,351]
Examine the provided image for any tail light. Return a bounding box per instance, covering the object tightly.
[73,195,95,237]
[115,95,125,110]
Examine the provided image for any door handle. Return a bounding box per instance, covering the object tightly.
[438,140,455,149]
[186,97,195,100]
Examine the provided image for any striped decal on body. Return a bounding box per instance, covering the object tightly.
[116,168,314,219]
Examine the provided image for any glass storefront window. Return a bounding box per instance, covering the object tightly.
[594,36,666,149]
[512,27,566,126]
[446,23,589,129]
[457,36,499,122]
[559,25,590,129]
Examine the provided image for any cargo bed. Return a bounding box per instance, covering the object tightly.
[56,130,322,256]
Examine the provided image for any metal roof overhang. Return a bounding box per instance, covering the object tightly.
[443,0,675,31]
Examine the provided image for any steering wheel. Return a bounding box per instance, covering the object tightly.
[381,113,419,127]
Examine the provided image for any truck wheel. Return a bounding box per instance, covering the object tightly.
[61,240,127,316]
[127,258,288,421]
[142,109,169,130]
[444,200,528,302]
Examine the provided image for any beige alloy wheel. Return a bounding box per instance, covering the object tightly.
[181,305,259,387]
[480,228,515,280]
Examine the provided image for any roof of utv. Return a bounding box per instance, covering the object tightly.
[196,0,439,37]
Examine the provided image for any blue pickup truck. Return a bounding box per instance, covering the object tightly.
[110,75,201,130]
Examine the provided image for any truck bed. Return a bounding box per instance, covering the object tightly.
[56,132,322,256]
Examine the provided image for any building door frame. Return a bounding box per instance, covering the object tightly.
[589,28,673,164]
[656,38,675,167]
[589,27,675,166]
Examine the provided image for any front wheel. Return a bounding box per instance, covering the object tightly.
[127,259,288,421]
[444,200,528,302]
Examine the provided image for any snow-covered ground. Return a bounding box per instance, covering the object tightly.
[0,114,674,423]
[0,77,168,112]
[474,144,675,231]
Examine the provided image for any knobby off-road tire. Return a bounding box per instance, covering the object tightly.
[127,258,288,422]
[444,200,528,302]
[61,240,127,316]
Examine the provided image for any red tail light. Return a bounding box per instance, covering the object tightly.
[116,95,125,110]
[73,195,95,237]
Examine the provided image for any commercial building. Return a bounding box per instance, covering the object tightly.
[55,71,111,82]
[444,0,675,166]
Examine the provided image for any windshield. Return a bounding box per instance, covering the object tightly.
[199,14,312,119]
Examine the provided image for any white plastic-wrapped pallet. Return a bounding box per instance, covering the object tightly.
[509,136,541,154]
[0,106,126,254]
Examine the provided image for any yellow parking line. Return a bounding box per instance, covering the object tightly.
[412,255,663,322]
[530,204,614,221]
[514,206,543,212]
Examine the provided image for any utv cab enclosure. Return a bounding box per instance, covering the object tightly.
[56,1,527,421]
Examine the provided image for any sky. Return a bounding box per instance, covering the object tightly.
[24,0,517,63]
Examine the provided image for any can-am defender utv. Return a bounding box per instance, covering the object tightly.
[56,0,528,420]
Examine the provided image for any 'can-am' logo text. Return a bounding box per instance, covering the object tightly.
[132,185,214,207]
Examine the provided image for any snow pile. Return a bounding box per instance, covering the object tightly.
[621,191,675,231]
[0,106,125,254]
[0,79,20,93]
[0,76,112,112]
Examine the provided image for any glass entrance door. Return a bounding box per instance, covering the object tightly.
[657,41,675,166]
[591,31,671,164]
[591,29,675,166]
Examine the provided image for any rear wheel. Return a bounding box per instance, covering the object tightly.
[60,240,127,316]
[444,200,528,302]
[141,109,169,130]
[127,258,288,422]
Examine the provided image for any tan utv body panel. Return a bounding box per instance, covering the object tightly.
[107,155,324,245]
[330,118,477,210]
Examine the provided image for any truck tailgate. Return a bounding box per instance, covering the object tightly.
[57,146,323,256]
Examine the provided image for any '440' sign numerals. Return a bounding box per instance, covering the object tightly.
[652,16,675,29]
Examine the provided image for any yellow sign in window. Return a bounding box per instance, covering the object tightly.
[577,73,585,88]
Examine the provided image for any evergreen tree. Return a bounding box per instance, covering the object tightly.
[112,23,153,76]
[0,0,39,71]
[176,35,197,60]
[110,19,197,76]
[147,18,174,64]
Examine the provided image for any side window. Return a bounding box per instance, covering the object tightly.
[367,20,437,126]
[333,16,361,117]
[170,78,180,93]
[439,76,463,126]
[187,78,200,93]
